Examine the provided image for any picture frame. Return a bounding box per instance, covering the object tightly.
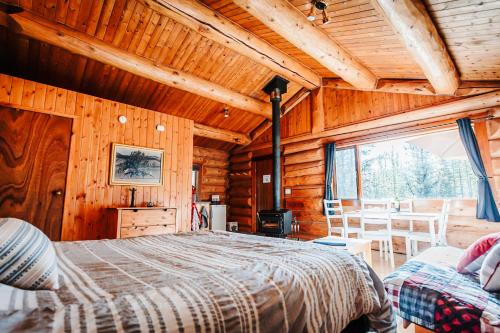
[110,143,164,186]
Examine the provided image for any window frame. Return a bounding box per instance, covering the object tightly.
[333,145,361,200]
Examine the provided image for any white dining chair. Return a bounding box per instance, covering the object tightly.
[324,199,345,237]
[360,199,394,267]
[323,199,363,238]
[407,200,449,257]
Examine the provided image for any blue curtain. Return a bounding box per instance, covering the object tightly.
[324,142,336,215]
[457,118,500,222]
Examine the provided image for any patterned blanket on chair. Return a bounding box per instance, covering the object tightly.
[383,247,500,332]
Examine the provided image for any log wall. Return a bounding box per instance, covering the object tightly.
[228,151,254,232]
[0,73,194,240]
[193,146,229,203]
[236,88,500,251]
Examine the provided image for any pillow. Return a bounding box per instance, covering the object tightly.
[0,218,59,290]
[480,243,500,292]
[456,233,500,273]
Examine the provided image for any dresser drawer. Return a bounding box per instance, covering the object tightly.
[120,209,176,228]
[120,224,176,238]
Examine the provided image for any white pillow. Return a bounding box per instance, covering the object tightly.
[0,218,59,290]
[480,242,500,292]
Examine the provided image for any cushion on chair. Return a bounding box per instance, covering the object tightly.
[480,243,500,292]
[456,232,500,274]
[0,218,59,290]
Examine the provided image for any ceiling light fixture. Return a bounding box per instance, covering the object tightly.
[306,0,331,24]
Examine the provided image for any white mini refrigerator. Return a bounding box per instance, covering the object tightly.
[210,205,226,231]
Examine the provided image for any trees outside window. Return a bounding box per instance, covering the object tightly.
[359,138,477,200]
[335,147,358,199]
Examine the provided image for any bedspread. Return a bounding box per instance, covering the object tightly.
[384,247,500,333]
[0,231,395,332]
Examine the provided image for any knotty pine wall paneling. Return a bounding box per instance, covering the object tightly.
[193,146,229,202]
[0,74,193,240]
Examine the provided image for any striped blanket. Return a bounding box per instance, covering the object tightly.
[0,231,396,332]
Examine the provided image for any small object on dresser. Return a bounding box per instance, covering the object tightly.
[227,221,238,232]
[146,201,155,207]
[129,187,137,208]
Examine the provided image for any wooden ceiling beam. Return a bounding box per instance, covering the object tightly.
[139,0,321,90]
[371,0,460,95]
[323,78,500,97]
[3,10,272,119]
[232,0,378,90]
[194,123,251,145]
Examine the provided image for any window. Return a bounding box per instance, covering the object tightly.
[359,132,477,200]
[335,147,358,199]
[192,165,200,199]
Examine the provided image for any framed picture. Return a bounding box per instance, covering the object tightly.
[110,143,164,186]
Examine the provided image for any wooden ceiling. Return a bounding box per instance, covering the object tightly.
[0,0,499,150]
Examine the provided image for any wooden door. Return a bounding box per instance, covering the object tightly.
[0,107,72,240]
[255,157,274,212]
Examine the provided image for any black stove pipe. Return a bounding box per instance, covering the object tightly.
[262,76,289,212]
[270,92,282,211]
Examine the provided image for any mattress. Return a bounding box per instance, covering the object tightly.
[383,246,500,332]
[0,231,396,332]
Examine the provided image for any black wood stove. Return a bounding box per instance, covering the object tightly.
[257,76,293,238]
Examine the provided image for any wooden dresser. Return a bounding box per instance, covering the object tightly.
[107,207,177,239]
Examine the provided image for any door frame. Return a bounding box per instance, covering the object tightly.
[0,102,77,240]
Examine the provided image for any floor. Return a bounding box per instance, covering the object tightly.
[370,250,415,333]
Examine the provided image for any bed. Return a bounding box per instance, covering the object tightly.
[383,246,500,332]
[0,231,395,332]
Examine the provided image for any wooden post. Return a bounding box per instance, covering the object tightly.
[311,87,325,134]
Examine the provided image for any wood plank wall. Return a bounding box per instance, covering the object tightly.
[193,146,229,203]
[0,73,194,240]
[237,89,500,251]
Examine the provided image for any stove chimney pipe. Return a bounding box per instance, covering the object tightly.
[263,76,289,211]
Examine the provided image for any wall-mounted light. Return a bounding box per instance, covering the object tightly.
[224,107,230,118]
[156,124,165,132]
[118,115,127,124]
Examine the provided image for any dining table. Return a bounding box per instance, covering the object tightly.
[341,210,445,249]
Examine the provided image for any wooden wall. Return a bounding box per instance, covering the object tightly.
[236,88,500,250]
[193,146,229,203]
[228,151,253,232]
[0,73,194,240]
